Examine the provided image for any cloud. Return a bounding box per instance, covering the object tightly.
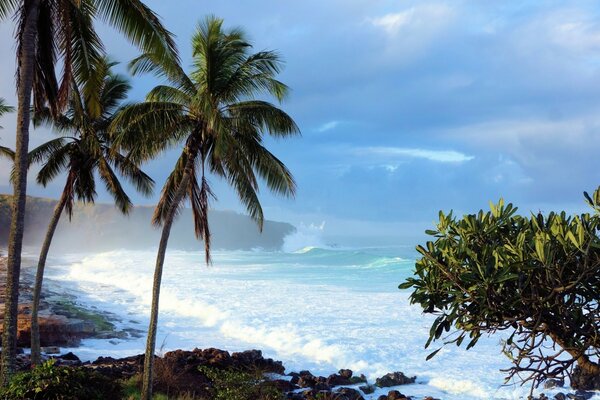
[369,4,454,37]
[356,146,474,163]
[317,120,342,132]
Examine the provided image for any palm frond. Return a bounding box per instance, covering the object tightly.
[28,137,69,166]
[107,150,154,197]
[36,142,73,186]
[32,0,59,114]
[240,136,296,198]
[228,100,300,137]
[0,97,14,129]
[0,0,18,20]
[217,142,264,229]
[98,156,132,214]
[152,149,193,226]
[146,85,192,105]
[0,98,14,116]
[32,107,74,131]
[129,52,195,95]
[219,51,289,103]
[99,69,131,116]
[189,164,215,265]
[96,0,179,66]
[0,145,15,161]
[111,101,188,161]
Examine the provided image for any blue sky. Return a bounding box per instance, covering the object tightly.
[2,1,600,245]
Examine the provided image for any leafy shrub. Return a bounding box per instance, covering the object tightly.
[401,190,600,388]
[199,366,283,400]
[0,360,122,400]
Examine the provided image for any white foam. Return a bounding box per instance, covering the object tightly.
[282,222,326,252]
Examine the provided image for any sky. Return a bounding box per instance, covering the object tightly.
[2,0,600,246]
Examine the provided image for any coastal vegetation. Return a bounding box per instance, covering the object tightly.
[400,189,600,391]
[27,58,154,365]
[0,0,177,382]
[113,16,299,399]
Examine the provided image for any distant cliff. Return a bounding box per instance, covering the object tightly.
[0,195,295,252]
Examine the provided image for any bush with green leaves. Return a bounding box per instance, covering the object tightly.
[400,189,600,388]
[199,366,283,400]
[0,360,122,400]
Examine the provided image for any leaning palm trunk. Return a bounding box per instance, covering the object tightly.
[141,157,194,400]
[1,0,41,384]
[30,181,71,365]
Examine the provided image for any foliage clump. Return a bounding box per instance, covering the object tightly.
[0,360,122,400]
[199,366,283,400]
[400,189,600,388]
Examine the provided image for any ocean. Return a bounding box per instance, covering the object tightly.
[36,242,598,400]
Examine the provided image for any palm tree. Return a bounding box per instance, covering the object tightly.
[28,59,154,365]
[114,16,300,400]
[0,0,177,380]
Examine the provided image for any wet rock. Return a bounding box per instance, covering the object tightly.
[336,387,365,400]
[41,346,60,354]
[289,371,301,385]
[359,384,375,394]
[268,379,297,392]
[554,394,566,400]
[375,371,416,387]
[544,379,564,389]
[53,351,82,367]
[339,369,353,379]
[386,390,409,400]
[59,351,80,361]
[327,372,353,386]
[567,392,594,400]
[349,373,368,384]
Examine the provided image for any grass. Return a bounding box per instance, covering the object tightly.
[52,298,115,332]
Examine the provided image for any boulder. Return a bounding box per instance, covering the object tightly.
[336,387,365,400]
[386,390,409,400]
[544,379,564,389]
[359,384,375,394]
[375,371,416,387]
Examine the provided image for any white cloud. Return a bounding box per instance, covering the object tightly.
[357,146,474,163]
[368,4,455,37]
[317,120,341,133]
[370,11,413,35]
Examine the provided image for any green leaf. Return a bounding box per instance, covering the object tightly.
[426,348,442,361]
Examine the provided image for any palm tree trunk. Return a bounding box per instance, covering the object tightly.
[1,0,41,385]
[141,159,193,400]
[30,185,69,365]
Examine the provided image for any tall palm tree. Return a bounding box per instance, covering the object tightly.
[28,59,154,365]
[0,0,177,380]
[114,16,300,400]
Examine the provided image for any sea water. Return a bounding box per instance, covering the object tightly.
[39,244,599,400]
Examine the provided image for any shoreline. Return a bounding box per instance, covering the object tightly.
[1,254,599,399]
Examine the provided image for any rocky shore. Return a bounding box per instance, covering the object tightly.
[39,347,433,400]
[0,256,136,350]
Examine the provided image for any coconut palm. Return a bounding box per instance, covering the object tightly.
[28,59,154,365]
[114,16,300,399]
[0,0,177,380]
